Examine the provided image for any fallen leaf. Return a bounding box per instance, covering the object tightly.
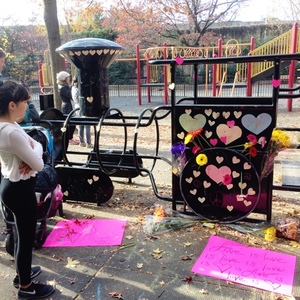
[66,257,80,268]
[159,280,165,286]
[137,263,143,269]
[152,253,163,259]
[182,276,193,284]
[126,235,133,240]
[108,292,124,299]
[153,248,163,254]
[183,242,192,247]
[199,289,209,294]
[180,254,193,261]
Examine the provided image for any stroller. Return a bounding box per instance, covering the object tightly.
[1,125,63,256]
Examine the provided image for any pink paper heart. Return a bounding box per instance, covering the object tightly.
[272,79,281,88]
[227,120,235,128]
[205,165,231,184]
[176,57,184,65]
[220,136,227,144]
[210,138,218,146]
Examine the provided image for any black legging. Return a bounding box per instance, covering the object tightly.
[0,177,37,286]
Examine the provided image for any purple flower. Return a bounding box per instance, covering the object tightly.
[171,142,186,157]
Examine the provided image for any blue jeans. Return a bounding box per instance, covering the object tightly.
[79,125,91,144]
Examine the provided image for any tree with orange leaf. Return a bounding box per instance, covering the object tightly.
[106,0,248,48]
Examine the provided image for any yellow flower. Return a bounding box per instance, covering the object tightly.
[196,154,208,166]
[271,129,290,149]
[184,133,193,144]
[244,142,254,149]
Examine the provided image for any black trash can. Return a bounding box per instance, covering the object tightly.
[39,94,54,110]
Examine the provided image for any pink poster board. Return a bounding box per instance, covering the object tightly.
[43,219,126,247]
[191,235,296,296]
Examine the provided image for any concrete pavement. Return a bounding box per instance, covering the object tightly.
[0,96,300,300]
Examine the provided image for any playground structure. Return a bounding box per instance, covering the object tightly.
[136,23,300,108]
[34,37,300,223]
[38,23,300,110]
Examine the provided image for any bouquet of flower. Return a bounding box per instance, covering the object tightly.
[260,129,290,179]
[171,142,186,176]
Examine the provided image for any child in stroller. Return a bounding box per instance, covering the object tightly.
[1,126,63,256]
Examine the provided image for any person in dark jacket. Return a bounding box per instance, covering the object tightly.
[56,71,79,145]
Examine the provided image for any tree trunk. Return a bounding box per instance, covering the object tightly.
[43,0,65,109]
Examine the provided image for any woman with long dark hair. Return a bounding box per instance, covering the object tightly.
[0,80,55,299]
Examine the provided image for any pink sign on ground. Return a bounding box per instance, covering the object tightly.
[43,219,126,247]
[191,235,296,296]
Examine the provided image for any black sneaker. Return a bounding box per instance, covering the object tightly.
[18,282,55,299]
[13,266,42,288]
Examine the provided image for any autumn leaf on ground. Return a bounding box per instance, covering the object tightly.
[152,248,163,259]
[108,291,124,299]
[160,280,165,286]
[182,276,193,283]
[137,263,143,269]
[153,248,163,254]
[199,289,209,294]
[183,241,192,247]
[180,254,193,261]
[126,235,133,240]
[66,257,80,268]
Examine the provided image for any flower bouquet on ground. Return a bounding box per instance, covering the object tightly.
[260,129,290,179]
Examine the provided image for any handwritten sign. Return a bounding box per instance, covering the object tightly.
[191,235,296,296]
[43,219,126,247]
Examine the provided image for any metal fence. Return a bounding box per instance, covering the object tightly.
[29,79,297,112]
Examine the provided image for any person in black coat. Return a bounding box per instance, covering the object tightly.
[56,71,79,145]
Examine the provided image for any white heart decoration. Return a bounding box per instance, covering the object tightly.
[198,197,205,203]
[227,205,234,211]
[185,177,193,184]
[179,113,206,132]
[238,182,247,190]
[216,156,224,164]
[232,171,240,178]
[185,109,192,115]
[232,156,240,164]
[247,188,256,195]
[212,111,220,119]
[177,132,185,139]
[234,111,242,119]
[243,200,252,207]
[223,111,230,119]
[236,195,245,201]
[203,181,211,188]
[87,179,93,185]
[205,131,212,138]
[93,175,99,182]
[208,120,215,126]
[243,162,251,170]
[226,184,233,190]
[169,83,175,90]
[193,170,200,177]
[241,113,272,134]
[205,109,212,116]
[64,191,69,196]
[190,189,197,195]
